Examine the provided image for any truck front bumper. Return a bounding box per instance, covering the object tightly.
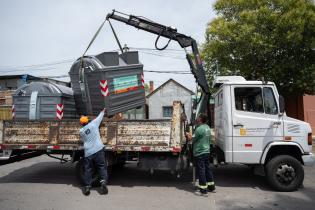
[302,153,315,166]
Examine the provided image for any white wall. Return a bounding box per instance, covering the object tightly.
[147,80,193,122]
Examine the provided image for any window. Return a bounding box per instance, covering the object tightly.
[263,87,278,114]
[234,87,278,115]
[234,87,264,113]
[219,91,223,106]
[215,91,223,107]
[215,94,218,107]
[163,106,173,118]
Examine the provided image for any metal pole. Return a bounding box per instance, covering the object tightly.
[192,166,196,186]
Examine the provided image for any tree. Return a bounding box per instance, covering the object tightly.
[144,83,150,94]
[202,0,315,95]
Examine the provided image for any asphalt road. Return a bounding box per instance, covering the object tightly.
[0,155,315,210]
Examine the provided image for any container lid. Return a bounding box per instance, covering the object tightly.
[14,81,73,96]
[68,51,142,74]
[69,56,105,74]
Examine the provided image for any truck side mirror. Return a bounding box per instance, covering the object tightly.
[279,95,285,114]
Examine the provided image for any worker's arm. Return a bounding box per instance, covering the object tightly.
[93,108,106,127]
[185,127,201,143]
[79,126,88,142]
[79,130,84,142]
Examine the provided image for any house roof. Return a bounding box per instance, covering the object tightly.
[146,78,195,98]
[0,74,70,87]
[0,74,39,80]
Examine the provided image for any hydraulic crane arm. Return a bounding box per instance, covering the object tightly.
[106,10,210,95]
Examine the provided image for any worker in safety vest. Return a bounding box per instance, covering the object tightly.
[186,113,215,196]
[79,108,108,196]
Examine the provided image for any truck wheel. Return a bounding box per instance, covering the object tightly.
[75,158,100,187]
[266,155,304,192]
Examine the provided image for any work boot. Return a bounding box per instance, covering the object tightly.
[208,184,216,192]
[100,181,108,195]
[194,189,208,197]
[82,186,91,196]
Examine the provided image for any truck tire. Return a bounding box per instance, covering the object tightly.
[266,155,304,192]
[75,158,100,187]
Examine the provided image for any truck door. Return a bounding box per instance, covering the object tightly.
[232,85,283,163]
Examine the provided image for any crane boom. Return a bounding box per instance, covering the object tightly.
[106,10,210,95]
[106,10,211,123]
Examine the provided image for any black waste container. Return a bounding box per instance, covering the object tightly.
[69,51,145,116]
[13,81,76,120]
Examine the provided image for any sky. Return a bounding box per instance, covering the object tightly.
[0,0,216,91]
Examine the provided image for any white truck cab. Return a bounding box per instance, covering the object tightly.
[213,76,314,191]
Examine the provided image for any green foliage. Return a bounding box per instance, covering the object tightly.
[202,0,315,95]
[144,83,150,93]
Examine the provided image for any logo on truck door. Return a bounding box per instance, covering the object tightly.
[240,128,247,136]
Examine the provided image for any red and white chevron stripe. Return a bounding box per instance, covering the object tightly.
[141,73,145,88]
[56,104,64,120]
[12,104,15,119]
[100,80,109,97]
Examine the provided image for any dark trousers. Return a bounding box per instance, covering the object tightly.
[84,149,108,187]
[195,153,214,192]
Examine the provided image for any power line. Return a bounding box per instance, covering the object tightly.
[0,50,185,73]
[139,51,186,60]
[144,69,191,74]
[43,68,192,79]
[44,69,192,79]
[0,67,61,74]
[129,47,191,53]
[0,47,190,74]
[140,51,187,58]
[0,67,192,75]
[0,58,75,70]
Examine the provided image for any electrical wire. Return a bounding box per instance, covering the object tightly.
[0,67,192,75]
[0,50,185,73]
[43,69,192,79]
[0,46,187,69]
[0,47,190,74]
[144,69,191,74]
[138,50,188,57]
[139,51,186,60]
[0,59,75,70]
[129,47,189,52]
[0,67,60,74]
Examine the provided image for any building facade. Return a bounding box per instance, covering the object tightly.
[285,95,315,135]
[146,79,194,122]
